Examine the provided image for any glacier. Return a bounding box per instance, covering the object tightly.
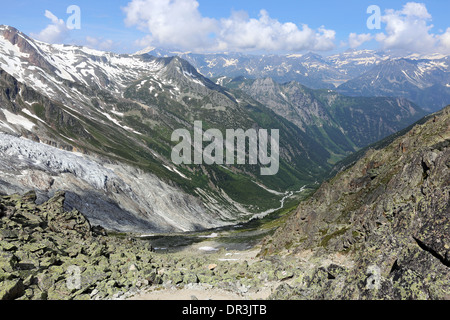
[0,133,228,233]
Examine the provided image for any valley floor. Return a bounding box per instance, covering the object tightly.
[0,189,355,301]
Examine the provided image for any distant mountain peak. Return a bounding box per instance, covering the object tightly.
[132,46,156,56]
[301,51,326,61]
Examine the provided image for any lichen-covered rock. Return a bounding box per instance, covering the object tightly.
[0,278,24,300]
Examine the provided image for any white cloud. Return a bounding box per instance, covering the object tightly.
[374,2,440,54]
[85,36,114,51]
[436,28,450,54]
[33,10,70,44]
[400,2,431,19]
[348,33,373,49]
[215,10,335,52]
[32,10,115,51]
[123,0,217,51]
[123,0,336,53]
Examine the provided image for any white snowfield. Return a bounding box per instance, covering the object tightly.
[0,133,228,233]
[0,25,157,91]
[1,109,35,131]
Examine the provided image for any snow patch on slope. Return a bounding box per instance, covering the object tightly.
[1,109,35,130]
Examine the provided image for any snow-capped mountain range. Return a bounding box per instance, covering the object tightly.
[145,47,450,112]
[0,25,213,111]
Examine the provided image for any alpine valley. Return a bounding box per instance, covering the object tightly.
[0,25,428,234]
[0,24,449,301]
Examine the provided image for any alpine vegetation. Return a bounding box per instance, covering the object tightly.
[171,121,280,175]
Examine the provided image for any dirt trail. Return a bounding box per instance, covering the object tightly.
[127,245,277,300]
[128,285,270,300]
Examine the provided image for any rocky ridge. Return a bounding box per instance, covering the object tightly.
[223,77,426,161]
[261,105,450,299]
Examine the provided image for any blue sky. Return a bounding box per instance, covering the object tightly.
[1,1,450,55]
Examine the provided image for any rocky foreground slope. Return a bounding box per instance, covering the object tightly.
[261,105,450,299]
[0,190,301,300]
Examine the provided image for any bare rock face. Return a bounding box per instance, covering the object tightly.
[262,106,450,300]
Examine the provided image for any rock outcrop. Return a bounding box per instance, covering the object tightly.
[261,106,450,299]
